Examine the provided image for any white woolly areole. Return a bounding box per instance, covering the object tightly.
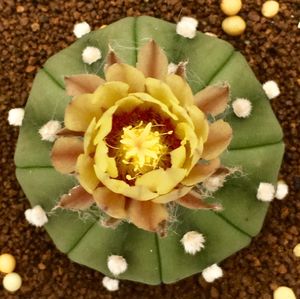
[107,255,128,276]
[202,264,223,283]
[8,108,25,126]
[38,120,62,142]
[181,231,205,255]
[176,17,198,39]
[262,80,280,99]
[82,46,102,65]
[257,182,275,202]
[102,276,119,291]
[275,180,289,200]
[232,98,252,118]
[203,175,225,192]
[73,21,91,38]
[25,205,48,227]
[168,62,178,74]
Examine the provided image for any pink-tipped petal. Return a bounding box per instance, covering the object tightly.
[64,74,105,97]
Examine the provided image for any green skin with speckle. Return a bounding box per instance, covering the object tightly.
[15,16,284,285]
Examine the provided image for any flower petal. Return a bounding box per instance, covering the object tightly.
[177,190,222,210]
[51,137,83,174]
[152,185,192,204]
[93,187,127,219]
[182,158,221,186]
[136,39,168,80]
[145,77,179,107]
[165,74,194,106]
[105,63,145,93]
[56,127,84,137]
[202,120,232,160]
[194,83,229,116]
[135,168,186,195]
[76,154,100,193]
[65,93,102,132]
[174,61,188,78]
[83,118,97,154]
[128,200,168,233]
[64,74,105,97]
[104,45,122,71]
[57,185,94,210]
[170,145,186,168]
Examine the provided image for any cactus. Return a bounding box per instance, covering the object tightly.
[15,16,284,285]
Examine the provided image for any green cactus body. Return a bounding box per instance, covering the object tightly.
[15,16,284,284]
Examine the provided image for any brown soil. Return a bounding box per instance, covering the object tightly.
[0,0,299,298]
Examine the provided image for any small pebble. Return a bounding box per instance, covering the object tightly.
[273,286,296,299]
[8,108,25,126]
[73,21,91,38]
[275,180,289,200]
[293,244,300,257]
[220,0,242,16]
[102,276,119,291]
[2,272,22,292]
[222,16,246,36]
[0,254,16,274]
[263,80,280,99]
[262,1,280,18]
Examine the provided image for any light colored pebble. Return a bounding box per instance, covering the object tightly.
[2,272,22,292]
[220,0,242,16]
[222,16,246,36]
[275,180,289,200]
[262,1,280,18]
[263,80,280,99]
[293,244,300,257]
[102,276,119,291]
[273,286,296,299]
[73,21,91,38]
[8,108,25,126]
[0,254,16,274]
[257,182,275,202]
[202,264,223,283]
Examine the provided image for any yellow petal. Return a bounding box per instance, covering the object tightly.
[175,122,198,154]
[51,137,83,174]
[84,117,97,155]
[152,185,192,204]
[64,74,105,97]
[165,74,194,106]
[93,81,129,109]
[136,40,168,80]
[194,83,229,116]
[93,187,127,219]
[65,93,102,132]
[170,145,186,168]
[128,200,168,232]
[145,77,179,107]
[135,168,186,195]
[76,154,99,193]
[186,105,209,142]
[182,158,221,186]
[105,63,145,93]
[202,120,232,160]
[94,170,158,201]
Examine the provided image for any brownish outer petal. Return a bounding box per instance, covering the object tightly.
[136,40,168,80]
[56,127,84,137]
[64,74,105,97]
[104,46,122,71]
[57,185,94,210]
[194,83,229,116]
[93,187,127,219]
[182,158,221,186]
[51,137,83,174]
[202,120,232,160]
[128,200,169,233]
[177,190,222,210]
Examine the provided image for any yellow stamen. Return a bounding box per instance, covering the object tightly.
[119,122,169,173]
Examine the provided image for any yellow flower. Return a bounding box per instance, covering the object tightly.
[51,40,232,234]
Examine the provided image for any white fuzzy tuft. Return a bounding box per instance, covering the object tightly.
[168,62,178,74]
[25,205,48,227]
[181,231,205,255]
[202,264,223,283]
[257,182,275,202]
[102,276,119,291]
[38,120,62,142]
[176,17,198,39]
[8,108,25,126]
[107,255,128,276]
[82,46,102,65]
[73,21,91,38]
[262,80,280,99]
[203,175,226,192]
[232,98,252,118]
[275,180,289,200]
